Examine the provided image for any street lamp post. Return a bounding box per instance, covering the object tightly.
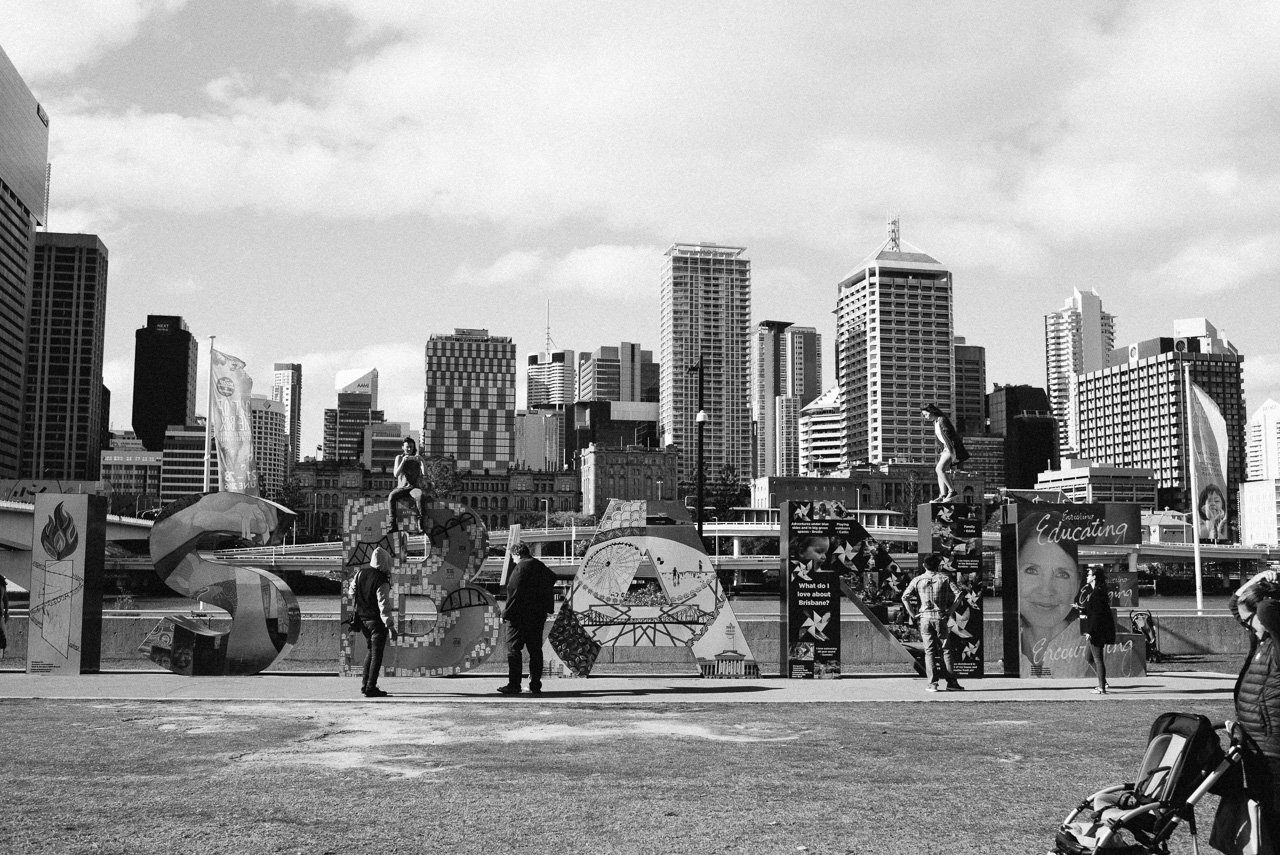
[687,357,707,539]
[709,514,719,560]
[541,497,551,531]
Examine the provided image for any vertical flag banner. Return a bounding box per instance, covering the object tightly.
[210,348,259,495]
[1188,382,1229,542]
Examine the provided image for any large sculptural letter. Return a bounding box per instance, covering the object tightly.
[142,492,300,676]
[341,497,500,676]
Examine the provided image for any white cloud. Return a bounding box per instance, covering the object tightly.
[1142,234,1280,295]
[0,0,187,81]
[448,245,664,297]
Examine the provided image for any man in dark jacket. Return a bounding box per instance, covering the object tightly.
[498,543,557,695]
[348,546,397,698]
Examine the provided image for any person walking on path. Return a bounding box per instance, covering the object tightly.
[1077,566,1116,694]
[348,546,397,698]
[902,553,964,692]
[498,543,557,696]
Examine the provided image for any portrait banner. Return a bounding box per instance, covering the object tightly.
[210,348,259,495]
[1189,382,1229,542]
[1001,503,1143,678]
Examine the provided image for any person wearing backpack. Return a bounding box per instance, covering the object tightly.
[347,546,398,698]
[902,552,964,692]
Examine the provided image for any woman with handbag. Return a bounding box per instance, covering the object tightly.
[1077,566,1116,694]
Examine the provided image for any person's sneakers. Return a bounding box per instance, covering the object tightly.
[496,685,522,695]
[529,685,542,696]
[363,688,389,698]
[925,684,940,692]
[946,683,965,691]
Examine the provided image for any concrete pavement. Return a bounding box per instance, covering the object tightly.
[0,668,1238,704]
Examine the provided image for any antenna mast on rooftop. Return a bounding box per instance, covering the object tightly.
[887,214,900,251]
[545,301,557,351]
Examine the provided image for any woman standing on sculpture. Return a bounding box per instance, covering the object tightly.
[389,436,428,532]
[921,404,969,502]
[1077,566,1116,693]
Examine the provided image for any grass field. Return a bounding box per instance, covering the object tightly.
[0,697,1237,855]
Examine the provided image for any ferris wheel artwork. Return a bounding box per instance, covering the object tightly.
[552,499,757,673]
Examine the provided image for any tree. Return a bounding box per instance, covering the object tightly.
[422,456,465,500]
[706,463,748,520]
[271,477,306,514]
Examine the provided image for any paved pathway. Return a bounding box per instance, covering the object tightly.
[0,669,1237,704]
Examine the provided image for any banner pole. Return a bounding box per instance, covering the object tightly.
[1185,363,1203,614]
[204,336,216,493]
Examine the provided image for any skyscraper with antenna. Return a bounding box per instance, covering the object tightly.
[526,302,575,406]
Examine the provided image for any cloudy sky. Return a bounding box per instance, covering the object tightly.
[4,1,1279,457]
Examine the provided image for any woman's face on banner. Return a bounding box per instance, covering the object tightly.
[1018,537,1080,631]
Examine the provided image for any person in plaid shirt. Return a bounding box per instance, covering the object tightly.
[902,552,964,692]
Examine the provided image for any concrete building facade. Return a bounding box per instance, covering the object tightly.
[423,329,516,473]
[953,336,987,436]
[526,349,575,407]
[836,223,953,467]
[271,362,303,472]
[0,45,48,479]
[21,232,108,481]
[322,369,383,464]
[1045,288,1115,454]
[659,243,752,485]
[132,315,197,453]
[1034,458,1159,507]
[249,395,287,499]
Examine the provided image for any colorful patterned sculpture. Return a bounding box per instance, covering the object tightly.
[341,497,500,676]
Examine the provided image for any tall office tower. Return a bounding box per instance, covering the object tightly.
[752,321,823,479]
[21,233,109,480]
[271,362,302,471]
[160,422,218,504]
[1045,288,1116,455]
[1246,399,1280,482]
[0,46,49,478]
[659,243,752,485]
[835,221,953,466]
[527,349,575,406]
[249,395,286,498]
[953,336,987,435]
[577,342,658,403]
[422,328,516,473]
[516,408,566,471]
[798,386,844,475]
[987,384,1059,489]
[322,369,383,463]
[1077,318,1245,511]
[132,315,197,452]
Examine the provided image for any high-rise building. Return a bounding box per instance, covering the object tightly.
[422,329,516,473]
[1246,399,1280,482]
[271,362,302,472]
[249,395,287,498]
[577,342,658,403]
[988,384,1059,489]
[1076,318,1245,512]
[836,221,953,466]
[516,408,566,471]
[526,349,575,407]
[953,336,987,436]
[21,233,109,480]
[364,421,410,475]
[322,369,383,464]
[160,422,218,505]
[99,446,162,514]
[132,315,197,452]
[751,321,823,479]
[0,45,49,478]
[1045,288,1116,454]
[659,243,752,485]
[798,386,843,475]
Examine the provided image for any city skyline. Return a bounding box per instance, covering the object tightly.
[4,4,1280,461]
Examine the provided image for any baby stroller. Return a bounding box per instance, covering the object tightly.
[1130,610,1165,663]
[1050,712,1243,855]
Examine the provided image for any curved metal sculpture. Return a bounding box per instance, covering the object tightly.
[341,497,500,676]
[142,492,300,676]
